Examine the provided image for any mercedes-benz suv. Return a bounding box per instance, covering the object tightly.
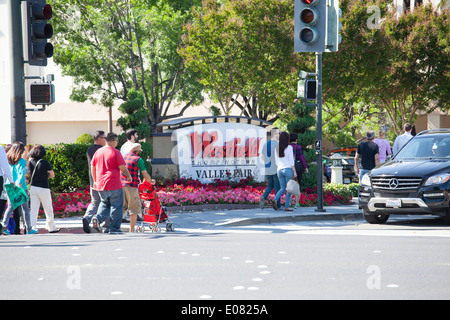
[358,129,450,224]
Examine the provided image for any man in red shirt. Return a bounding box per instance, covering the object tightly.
[91,132,132,234]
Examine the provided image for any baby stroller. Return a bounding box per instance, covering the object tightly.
[137,180,174,233]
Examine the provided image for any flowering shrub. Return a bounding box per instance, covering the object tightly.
[153,178,355,207]
[156,184,264,207]
[39,179,355,218]
[38,187,91,218]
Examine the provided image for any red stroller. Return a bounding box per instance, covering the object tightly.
[138,180,174,232]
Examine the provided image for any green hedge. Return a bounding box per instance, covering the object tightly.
[324,183,359,199]
[44,143,90,193]
[44,142,152,193]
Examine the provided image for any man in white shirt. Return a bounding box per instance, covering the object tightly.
[120,129,139,156]
[393,123,413,154]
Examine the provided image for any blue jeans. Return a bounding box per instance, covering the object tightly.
[359,169,370,183]
[95,189,124,233]
[262,173,281,208]
[2,201,32,233]
[275,168,294,209]
[83,188,110,228]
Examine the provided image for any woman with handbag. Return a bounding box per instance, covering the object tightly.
[28,144,59,233]
[290,133,309,208]
[0,145,14,235]
[1,142,36,235]
[273,132,297,212]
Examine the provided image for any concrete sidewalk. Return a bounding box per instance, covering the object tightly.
[35,203,362,233]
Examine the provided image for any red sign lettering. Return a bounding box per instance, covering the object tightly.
[188,131,262,159]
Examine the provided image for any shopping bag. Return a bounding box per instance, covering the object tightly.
[5,184,28,210]
[286,179,300,195]
[7,216,15,233]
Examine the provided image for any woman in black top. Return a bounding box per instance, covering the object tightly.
[28,144,59,233]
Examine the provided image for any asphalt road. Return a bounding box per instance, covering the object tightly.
[1,216,450,302]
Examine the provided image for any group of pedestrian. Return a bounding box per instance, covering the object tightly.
[0,128,151,236]
[83,129,152,235]
[0,123,414,234]
[259,128,309,212]
[0,142,59,235]
[259,123,413,211]
[355,123,413,181]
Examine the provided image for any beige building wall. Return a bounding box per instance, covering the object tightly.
[25,99,225,145]
[26,101,122,145]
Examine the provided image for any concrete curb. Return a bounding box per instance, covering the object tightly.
[218,213,362,227]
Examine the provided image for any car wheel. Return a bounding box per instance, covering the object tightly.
[362,209,390,224]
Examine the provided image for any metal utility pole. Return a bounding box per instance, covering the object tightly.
[8,0,27,144]
[315,52,325,212]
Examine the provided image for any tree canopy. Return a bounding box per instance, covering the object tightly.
[50,0,204,132]
[323,0,450,136]
[179,0,312,121]
[50,0,449,140]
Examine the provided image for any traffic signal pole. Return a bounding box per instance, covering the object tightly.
[8,0,27,144]
[315,52,325,212]
[295,0,341,212]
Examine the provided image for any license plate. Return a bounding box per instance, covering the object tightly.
[386,199,401,208]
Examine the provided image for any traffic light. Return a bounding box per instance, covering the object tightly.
[297,79,317,100]
[294,0,327,53]
[30,83,55,105]
[304,79,317,100]
[325,0,342,52]
[26,0,54,66]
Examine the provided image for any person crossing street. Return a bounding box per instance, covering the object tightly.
[121,143,153,232]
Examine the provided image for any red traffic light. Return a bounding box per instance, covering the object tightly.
[294,0,325,52]
[300,0,320,5]
[43,4,52,19]
[27,0,54,66]
[32,3,52,20]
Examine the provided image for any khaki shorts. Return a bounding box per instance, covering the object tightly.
[123,186,142,215]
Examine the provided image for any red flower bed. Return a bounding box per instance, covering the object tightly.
[41,177,353,218]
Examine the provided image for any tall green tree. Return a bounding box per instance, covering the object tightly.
[323,0,450,135]
[179,0,311,121]
[50,0,204,132]
[287,101,316,163]
[116,89,152,170]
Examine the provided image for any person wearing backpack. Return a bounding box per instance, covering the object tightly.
[290,133,309,208]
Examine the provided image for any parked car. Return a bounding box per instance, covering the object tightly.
[327,147,357,157]
[323,147,358,184]
[358,129,450,224]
